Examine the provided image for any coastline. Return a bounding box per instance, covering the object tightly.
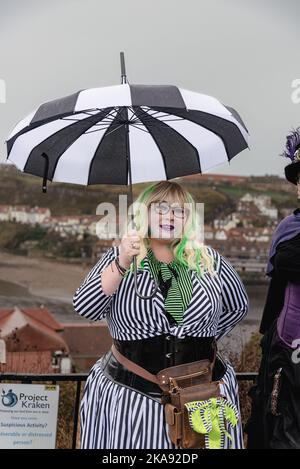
[0,250,90,302]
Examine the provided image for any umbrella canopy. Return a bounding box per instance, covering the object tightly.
[6,84,249,189]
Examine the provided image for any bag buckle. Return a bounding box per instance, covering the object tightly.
[169,368,210,392]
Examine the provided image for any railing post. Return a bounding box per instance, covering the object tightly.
[72,380,82,449]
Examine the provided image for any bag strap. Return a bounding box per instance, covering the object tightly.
[111,344,160,385]
[211,338,217,369]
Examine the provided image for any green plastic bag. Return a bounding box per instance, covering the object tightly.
[184,397,239,449]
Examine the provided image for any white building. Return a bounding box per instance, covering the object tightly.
[214,212,241,231]
[243,227,272,243]
[10,205,31,223]
[0,205,11,222]
[27,207,51,224]
[239,193,278,220]
[6,205,52,225]
[50,216,81,236]
[215,230,228,241]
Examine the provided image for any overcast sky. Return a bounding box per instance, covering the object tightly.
[1,0,300,178]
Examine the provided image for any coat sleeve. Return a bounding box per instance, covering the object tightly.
[73,246,118,321]
[260,233,300,334]
[273,233,300,282]
[215,254,249,340]
[259,273,286,334]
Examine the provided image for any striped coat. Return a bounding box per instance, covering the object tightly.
[73,246,249,449]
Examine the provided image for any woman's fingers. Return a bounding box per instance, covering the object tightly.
[119,229,141,266]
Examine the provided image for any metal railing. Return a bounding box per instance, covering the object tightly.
[0,372,258,449]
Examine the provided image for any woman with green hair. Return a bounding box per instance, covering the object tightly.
[73,180,249,449]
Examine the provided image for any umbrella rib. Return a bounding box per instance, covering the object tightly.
[60,109,118,134]
[89,108,118,118]
[90,119,118,126]
[145,110,171,118]
[128,107,141,122]
[145,112,185,122]
[81,110,107,116]
[131,115,185,131]
[59,108,116,118]
[101,123,125,137]
[130,106,184,125]
[127,107,156,129]
[127,124,151,134]
[61,114,117,124]
[133,118,185,124]
[129,107,152,122]
[59,107,184,135]
[84,122,121,134]
[83,116,116,123]
[59,118,116,130]
[140,108,174,119]
[61,117,116,123]
[60,117,84,122]
[84,127,110,134]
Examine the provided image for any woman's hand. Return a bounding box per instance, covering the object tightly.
[118,228,141,269]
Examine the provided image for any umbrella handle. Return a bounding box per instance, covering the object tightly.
[132,255,160,299]
[41,152,49,193]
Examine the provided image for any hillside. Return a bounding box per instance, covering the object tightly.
[0,164,296,220]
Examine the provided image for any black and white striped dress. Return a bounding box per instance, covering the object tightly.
[73,246,249,449]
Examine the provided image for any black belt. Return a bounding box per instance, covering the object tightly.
[101,350,164,402]
[113,334,216,373]
[100,334,226,402]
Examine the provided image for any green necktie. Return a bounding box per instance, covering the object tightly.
[146,247,193,325]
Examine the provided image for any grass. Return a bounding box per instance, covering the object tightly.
[56,381,83,449]
[227,331,262,448]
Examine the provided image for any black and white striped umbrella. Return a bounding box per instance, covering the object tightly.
[6,56,249,193]
[5,53,249,300]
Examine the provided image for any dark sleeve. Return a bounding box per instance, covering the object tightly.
[273,233,300,282]
[259,233,300,334]
[259,273,287,334]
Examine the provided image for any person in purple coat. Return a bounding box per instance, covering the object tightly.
[246,128,300,449]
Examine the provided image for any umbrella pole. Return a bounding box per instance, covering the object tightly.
[120,51,127,84]
[125,121,159,300]
[120,52,158,299]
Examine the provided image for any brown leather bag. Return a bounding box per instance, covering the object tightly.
[157,359,221,448]
[111,344,222,449]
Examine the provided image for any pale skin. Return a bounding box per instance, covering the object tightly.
[101,199,189,295]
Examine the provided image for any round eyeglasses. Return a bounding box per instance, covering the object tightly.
[152,202,190,219]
